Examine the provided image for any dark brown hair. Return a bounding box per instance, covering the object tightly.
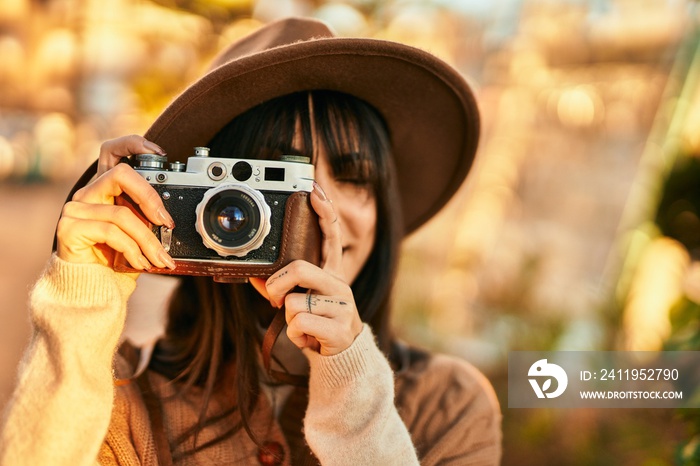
[149,90,404,458]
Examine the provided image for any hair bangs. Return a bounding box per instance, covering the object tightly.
[207,92,313,160]
[311,91,389,190]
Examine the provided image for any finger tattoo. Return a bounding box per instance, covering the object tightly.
[307,293,319,314]
[267,270,287,286]
[306,294,347,314]
[322,298,348,305]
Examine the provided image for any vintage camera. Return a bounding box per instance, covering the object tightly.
[114,147,321,282]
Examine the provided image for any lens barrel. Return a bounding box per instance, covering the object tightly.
[195,184,271,257]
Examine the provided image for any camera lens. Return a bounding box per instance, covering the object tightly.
[205,191,259,246]
[217,205,247,233]
[195,183,271,257]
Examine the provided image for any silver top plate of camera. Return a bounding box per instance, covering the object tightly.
[134,149,314,192]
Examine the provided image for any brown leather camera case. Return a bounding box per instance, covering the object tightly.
[113,191,321,282]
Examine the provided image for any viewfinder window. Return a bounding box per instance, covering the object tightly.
[265,167,285,182]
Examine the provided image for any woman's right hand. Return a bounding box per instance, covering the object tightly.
[55,135,176,271]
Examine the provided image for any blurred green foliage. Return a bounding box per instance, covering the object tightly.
[656,150,700,465]
[655,156,700,259]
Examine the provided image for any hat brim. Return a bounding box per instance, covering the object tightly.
[144,37,479,234]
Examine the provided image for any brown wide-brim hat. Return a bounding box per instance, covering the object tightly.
[78,17,480,234]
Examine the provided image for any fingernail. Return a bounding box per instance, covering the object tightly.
[139,256,152,271]
[312,181,327,201]
[158,249,177,270]
[157,207,175,229]
[144,140,167,156]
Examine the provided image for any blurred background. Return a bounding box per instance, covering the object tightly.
[1,0,700,464]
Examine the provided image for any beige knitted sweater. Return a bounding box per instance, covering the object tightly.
[0,256,501,465]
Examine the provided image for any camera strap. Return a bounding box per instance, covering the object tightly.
[261,308,309,388]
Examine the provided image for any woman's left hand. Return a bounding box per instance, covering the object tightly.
[251,182,363,356]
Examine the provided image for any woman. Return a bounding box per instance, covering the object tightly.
[0,18,501,465]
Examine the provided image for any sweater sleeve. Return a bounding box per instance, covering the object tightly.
[0,254,136,466]
[303,325,419,466]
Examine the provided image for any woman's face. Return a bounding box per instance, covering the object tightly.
[313,147,377,284]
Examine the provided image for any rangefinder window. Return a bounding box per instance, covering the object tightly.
[265,167,285,182]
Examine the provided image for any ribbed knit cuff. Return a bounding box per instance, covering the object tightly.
[32,254,137,309]
[305,324,390,389]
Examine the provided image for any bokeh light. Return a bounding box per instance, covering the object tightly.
[1,0,699,464]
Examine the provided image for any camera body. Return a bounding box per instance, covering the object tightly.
[114,147,321,282]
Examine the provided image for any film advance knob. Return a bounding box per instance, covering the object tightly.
[134,153,167,170]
